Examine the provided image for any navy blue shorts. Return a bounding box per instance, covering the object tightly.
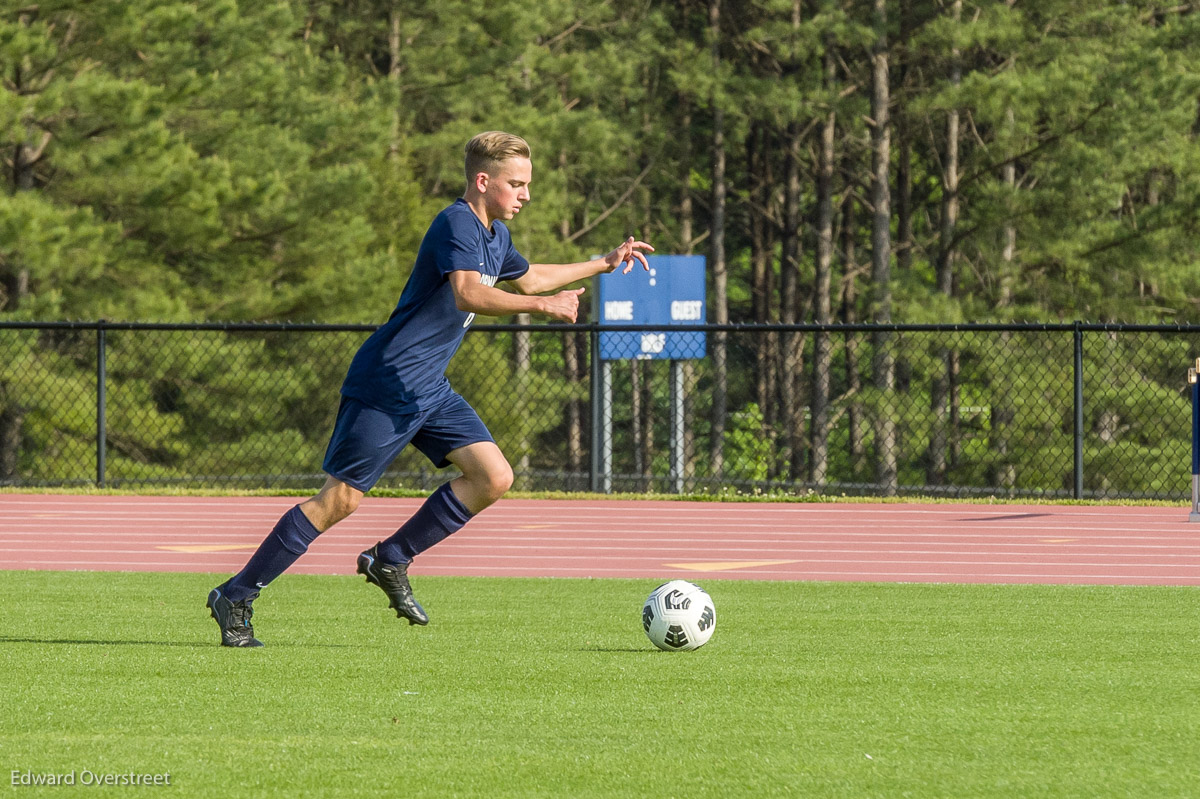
[321,393,494,492]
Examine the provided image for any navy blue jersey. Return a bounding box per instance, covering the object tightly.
[340,199,530,414]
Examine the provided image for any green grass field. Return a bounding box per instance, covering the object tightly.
[1,571,1198,797]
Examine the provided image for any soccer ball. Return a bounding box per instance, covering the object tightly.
[642,580,716,651]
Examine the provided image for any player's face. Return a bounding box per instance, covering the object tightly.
[485,157,532,221]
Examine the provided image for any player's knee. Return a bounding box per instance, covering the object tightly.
[311,483,361,526]
[483,463,513,504]
[332,490,361,520]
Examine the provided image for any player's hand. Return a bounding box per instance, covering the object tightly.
[540,287,586,323]
[603,237,654,275]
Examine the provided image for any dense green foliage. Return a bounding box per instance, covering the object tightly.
[3,1,1200,495]
[2,571,1198,797]
[6,1,1199,322]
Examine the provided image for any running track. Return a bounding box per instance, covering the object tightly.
[1,494,1199,586]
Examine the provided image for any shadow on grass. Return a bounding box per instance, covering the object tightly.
[0,636,210,647]
[0,636,360,649]
[579,647,660,654]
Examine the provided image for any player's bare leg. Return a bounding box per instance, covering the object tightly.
[299,475,363,532]
[445,441,514,514]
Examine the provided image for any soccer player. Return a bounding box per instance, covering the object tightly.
[207,131,653,647]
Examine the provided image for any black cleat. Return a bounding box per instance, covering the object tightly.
[357,545,428,626]
[206,587,265,648]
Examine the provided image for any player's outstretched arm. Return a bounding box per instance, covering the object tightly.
[449,270,585,323]
[511,237,654,295]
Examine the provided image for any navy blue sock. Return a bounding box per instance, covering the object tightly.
[222,505,321,601]
[377,482,474,564]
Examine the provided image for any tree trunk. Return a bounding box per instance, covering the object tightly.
[640,362,654,489]
[1001,113,1017,308]
[708,0,728,481]
[635,106,655,491]
[678,102,697,488]
[780,120,804,482]
[680,103,694,257]
[387,5,402,163]
[895,0,913,274]
[811,41,836,488]
[0,386,22,480]
[559,149,585,489]
[870,0,897,495]
[631,360,643,486]
[763,130,779,452]
[749,124,769,411]
[748,124,780,477]
[514,313,531,489]
[3,41,40,312]
[992,106,1018,492]
[629,360,655,491]
[841,193,867,474]
[563,327,584,489]
[928,0,962,489]
[777,0,807,483]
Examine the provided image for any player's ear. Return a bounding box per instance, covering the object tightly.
[473,171,490,194]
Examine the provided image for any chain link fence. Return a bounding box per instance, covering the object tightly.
[1,321,1197,500]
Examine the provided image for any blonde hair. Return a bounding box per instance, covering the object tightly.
[465,131,531,182]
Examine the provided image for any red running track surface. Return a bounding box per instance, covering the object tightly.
[1,494,1198,585]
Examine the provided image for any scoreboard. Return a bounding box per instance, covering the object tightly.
[597,255,706,361]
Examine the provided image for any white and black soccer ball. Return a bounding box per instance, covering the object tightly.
[642,580,716,651]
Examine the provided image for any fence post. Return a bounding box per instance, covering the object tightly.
[1072,322,1083,499]
[96,321,107,488]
